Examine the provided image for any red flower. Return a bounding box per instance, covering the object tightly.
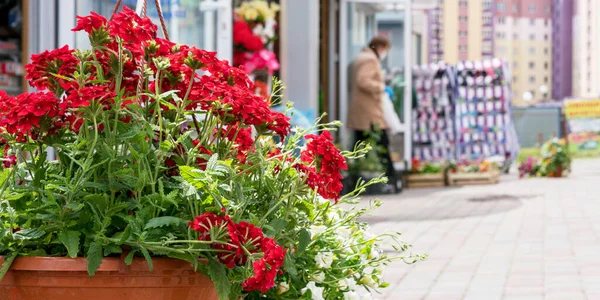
[242,237,287,294]
[233,20,264,52]
[2,155,16,169]
[24,45,77,91]
[61,85,114,111]
[297,131,348,202]
[191,140,213,170]
[72,11,107,34]
[108,7,157,45]
[0,92,63,137]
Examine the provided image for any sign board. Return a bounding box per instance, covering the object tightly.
[565,99,600,154]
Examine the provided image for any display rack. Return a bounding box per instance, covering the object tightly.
[411,63,456,162]
[455,59,513,160]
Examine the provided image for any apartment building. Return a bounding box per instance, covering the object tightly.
[572,0,600,98]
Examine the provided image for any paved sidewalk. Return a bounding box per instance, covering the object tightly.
[361,158,600,300]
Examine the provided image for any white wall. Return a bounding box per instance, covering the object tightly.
[279,0,320,123]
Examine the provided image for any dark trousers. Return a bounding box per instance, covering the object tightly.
[354,128,398,190]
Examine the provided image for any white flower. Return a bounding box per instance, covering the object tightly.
[338,278,357,291]
[338,226,352,239]
[343,291,361,300]
[301,282,325,300]
[277,282,289,295]
[310,225,327,238]
[360,291,373,300]
[312,272,325,282]
[360,275,378,288]
[315,252,334,268]
[367,247,381,260]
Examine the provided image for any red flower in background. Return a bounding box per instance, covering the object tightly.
[233,20,264,52]
[0,92,63,137]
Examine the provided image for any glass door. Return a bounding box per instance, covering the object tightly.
[73,0,232,62]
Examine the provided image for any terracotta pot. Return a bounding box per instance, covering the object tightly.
[549,165,563,178]
[0,256,218,300]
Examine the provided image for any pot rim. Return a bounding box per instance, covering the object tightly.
[0,255,202,273]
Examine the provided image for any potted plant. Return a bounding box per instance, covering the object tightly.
[518,157,541,178]
[344,132,389,195]
[0,7,423,300]
[405,158,445,188]
[539,138,570,178]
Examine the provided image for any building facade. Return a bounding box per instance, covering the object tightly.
[493,0,552,105]
[572,0,600,98]
[551,0,573,101]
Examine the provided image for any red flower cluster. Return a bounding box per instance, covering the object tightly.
[108,7,157,45]
[0,91,63,138]
[189,212,286,294]
[71,11,107,34]
[25,45,77,91]
[297,131,348,202]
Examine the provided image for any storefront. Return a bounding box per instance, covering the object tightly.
[2,0,433,167]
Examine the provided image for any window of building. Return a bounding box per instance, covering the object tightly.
[459,31,468,37]
[497,2,506,11]
[513,33,518,39]
[513,61,518,68]
[544,62,548,69]
[544,76,549,83]
[497,17,505,24]
[545,5,550,13]
[529,47,535,54]
[459,45,468,52]
[544,34,548,40]
[529,76,536,83]
[459,1,468,7]
[513,76,517,82]
[483,15,492,24]
[529,33,535,40]
[544,48,549,54]
[545,19,549,26]
[529,62,535,69]
[459,16,468,22]
[513,4,519,12]
[529,4,536,13]
[530,19,535,26]
[483,1,492,10]
[496,32,505,39]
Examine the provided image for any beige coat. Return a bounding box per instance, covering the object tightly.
[347,48,387,131]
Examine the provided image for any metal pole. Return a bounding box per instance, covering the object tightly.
[403,0,412,168]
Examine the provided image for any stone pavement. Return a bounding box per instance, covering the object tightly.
[360,158,600,300]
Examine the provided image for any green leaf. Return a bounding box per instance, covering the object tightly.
[144,216,187,230]
[118,225,133,245]
[206,257,231,300]
[140,247,153,271]
[268,219,287,236]
[87,242,103,276]
[13,228,45,240]
[283,252,297,277]
[124,249,137,265]
[58,231,81,258]
[103,244,123,256]
[0,169,10,188]
[297,229,311,254]
[0,252,17,281]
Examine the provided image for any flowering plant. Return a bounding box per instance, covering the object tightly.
[410,158,443,174]
[539,138,570,177]
[233,0,280,75]
[518,157,540,178]
[0,8,421,300]
[447,159,496,173]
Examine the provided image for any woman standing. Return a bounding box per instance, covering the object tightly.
[347,36,399,194]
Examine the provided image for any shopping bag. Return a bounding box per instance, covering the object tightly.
[382,93,403,134]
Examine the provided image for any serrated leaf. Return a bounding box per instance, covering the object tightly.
[0,252,17,281]
[13,228,45,240]
[103,244,123,256]
[124,249,137,265]
[140,247,153,271]
[283,252,297,277]
[58,231,81,258]
[206,154,219,172]
[144,216,187,230]
[297,229,311,254]
[207,257,231,300]
[118,225,132,245]
[0,169,11,188]
[87,242,103,276]
[268,219,287,236]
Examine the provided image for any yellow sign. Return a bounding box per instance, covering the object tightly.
[565,99,600,119]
